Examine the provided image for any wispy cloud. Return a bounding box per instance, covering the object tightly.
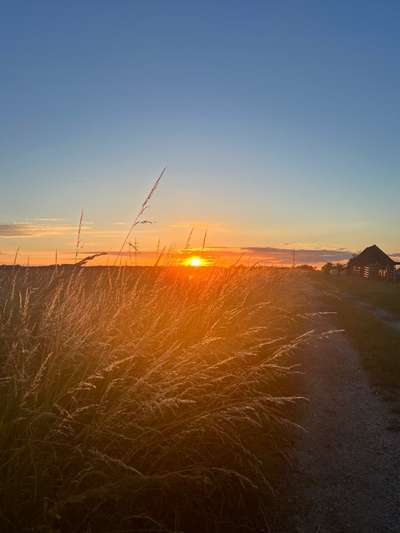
[30,217,65,222]
[0,223,75,238]
[168,221,226,231]
[243,246,354,264]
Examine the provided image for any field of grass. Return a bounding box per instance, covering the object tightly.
[0,266,308,532]
[320,274,400,318]
[314,273,400,390]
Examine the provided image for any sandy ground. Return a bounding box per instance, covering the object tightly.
[279,280,400,532]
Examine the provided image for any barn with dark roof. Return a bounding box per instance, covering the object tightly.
[347,245,399,280]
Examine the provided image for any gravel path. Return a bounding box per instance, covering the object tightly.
[283,284,400,532]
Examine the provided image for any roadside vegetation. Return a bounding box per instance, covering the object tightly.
[321,275,400,318]
[315,273,400,390]
[0,266,307,532]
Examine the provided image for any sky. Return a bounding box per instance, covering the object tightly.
[1,1,399,265]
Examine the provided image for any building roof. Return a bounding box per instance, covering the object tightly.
[348,245,398,268]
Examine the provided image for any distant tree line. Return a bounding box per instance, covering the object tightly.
[321,262,346,274]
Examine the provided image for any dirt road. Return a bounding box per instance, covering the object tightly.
[282,281,400,532]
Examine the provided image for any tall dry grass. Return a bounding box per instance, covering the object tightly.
[0,266,306,532]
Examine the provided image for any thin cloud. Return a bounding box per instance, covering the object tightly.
[244,246,354,264]
[169,221,226,231]
[0,223,75,238]
[30,217,65,222]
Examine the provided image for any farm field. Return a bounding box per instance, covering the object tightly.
[319,274,400,318]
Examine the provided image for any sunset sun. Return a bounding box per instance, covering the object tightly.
[183,256,206,267]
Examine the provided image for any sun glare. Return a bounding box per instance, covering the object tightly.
[183,256,206,267]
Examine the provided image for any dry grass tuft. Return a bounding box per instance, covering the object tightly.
[0,266,306,532]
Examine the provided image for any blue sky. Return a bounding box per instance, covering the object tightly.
[1,1,399,263]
